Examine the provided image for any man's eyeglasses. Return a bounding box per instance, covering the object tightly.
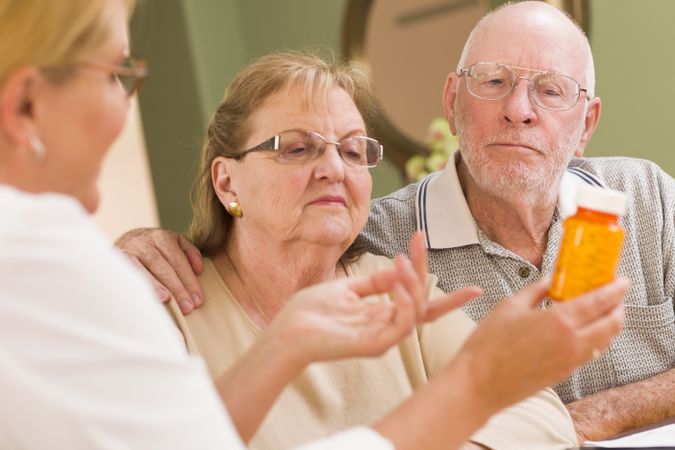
[230,129,384,168]
[82,56,148,97]
[458,62,589,111]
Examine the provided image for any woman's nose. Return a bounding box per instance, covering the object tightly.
[313,143,346,181]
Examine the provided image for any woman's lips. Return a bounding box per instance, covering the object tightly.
[310,195,347,206]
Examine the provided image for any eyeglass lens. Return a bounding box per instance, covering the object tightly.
[465,63,581,110]
[116,57,146,96]
[276,131,381,167]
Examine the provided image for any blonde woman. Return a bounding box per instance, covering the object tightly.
[0,0,235,447]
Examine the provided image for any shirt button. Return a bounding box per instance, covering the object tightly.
[539,298,554,310]
[518,267,531,278]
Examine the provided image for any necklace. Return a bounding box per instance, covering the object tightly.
[223,251,272,327]
[222,252,348,328]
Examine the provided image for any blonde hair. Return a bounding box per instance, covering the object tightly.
[189,49,377,256]
[0,0,135,85]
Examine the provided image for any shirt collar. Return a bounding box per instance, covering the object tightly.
[415,151,476,249]
[414,152,603,249]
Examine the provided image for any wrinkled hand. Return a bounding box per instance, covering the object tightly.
[456,277,628,412]
[115,228,203,313]
[269,231,481,366]
[270,263,481,367]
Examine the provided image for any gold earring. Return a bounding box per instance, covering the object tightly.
[29,135,46,162]
[227,201,243,218]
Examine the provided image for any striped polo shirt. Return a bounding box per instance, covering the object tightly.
[359,152,675,403]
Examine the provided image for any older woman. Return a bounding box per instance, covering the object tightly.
[118,51,627,450]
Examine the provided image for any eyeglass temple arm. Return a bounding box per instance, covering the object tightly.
[235,135,281,159]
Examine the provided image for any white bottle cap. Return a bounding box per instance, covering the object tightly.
[576,184,627,216]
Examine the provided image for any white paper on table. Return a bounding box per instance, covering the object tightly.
[584,423,675,447]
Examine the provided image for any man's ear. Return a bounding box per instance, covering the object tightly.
[443,72,461,136]
[575,97,601,157]
[0,66,42,150]
[211,156,238,205]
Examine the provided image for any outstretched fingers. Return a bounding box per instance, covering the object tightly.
[505,277,551,309]
[343,269,418,354]
[423,286,482,322]
[559,278,630,328]
[345,269,399,298]
[369,282,416,350]
[394,255,427,321]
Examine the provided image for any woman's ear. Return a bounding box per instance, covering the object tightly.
[211,156,238,206]
[0,67,42,150]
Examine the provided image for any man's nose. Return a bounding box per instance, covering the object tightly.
[502,77,538,126]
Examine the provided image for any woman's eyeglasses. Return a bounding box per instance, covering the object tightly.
[42,55,148,97]
[231,129,384,168]
[81,56,148,97]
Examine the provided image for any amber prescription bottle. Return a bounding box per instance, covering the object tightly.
[549,184,627,301]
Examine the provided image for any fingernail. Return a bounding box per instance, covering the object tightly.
[191,293,202,307]
[180,298,193,314]
[157,288,170,302]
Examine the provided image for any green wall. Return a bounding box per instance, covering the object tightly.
[589,0,675,174]
[132,0,675,232]
[130,0,205,233]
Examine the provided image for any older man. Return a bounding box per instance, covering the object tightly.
[117,1,674,444]
[360,1,674,443]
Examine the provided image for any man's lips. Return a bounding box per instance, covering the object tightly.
[488,142,543,154]
[310,195,347,206]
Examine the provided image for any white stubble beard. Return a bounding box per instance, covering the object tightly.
[454,101,586,207]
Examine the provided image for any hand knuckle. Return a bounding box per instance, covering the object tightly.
[147,229,171,245]
[136,239,160,259]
